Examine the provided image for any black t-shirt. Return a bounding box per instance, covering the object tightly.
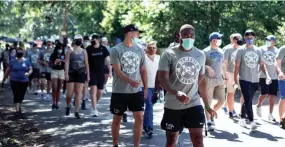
[86,45,110,74]
[49,52,65,70]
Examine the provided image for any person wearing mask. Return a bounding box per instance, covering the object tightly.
[143,41,160,138]
[158,24,217,147]
[80,35,91,110]
[223,33,243,118]
[101,37,111,94]
[203,32,227,131]
[65,35,90,119]
[49,43,65,110]
[2,48,32,118]
[256,35,278,121]
[38,39,53,100]
[26,43,40,94]
[110,24,147,147]
[234,30,265,131]
[275,44,285,129]
[87,34,111,117]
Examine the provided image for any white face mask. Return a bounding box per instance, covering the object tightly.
[181,38,195,50]
[216,39,222,47]
[266,41,272,47]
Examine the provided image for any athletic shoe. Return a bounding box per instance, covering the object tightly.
[40,93,45,100]
[229,112,234,118]
[55,105,59,110]
[81,100,87,110]
[75,112,81,119]
[239,118,247,128]
[250,121,257,131]
[103,88,107,94]
[207,122,215,131]
[222,107,228,114]
[232,110,238,117]
[147,128,153,138]
[210,117,215,126]
[94,108,99,116]
[65,107,70,116]
[52,104,56,110]
[90,109,98,117]
[256,106,262,117]
[268,114,276,122]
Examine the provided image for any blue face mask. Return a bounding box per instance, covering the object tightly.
[181,38,195,50]
[58,50,63,54]
[246,38,254,45]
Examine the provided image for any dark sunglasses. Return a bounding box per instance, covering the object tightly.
[148,47,156,49]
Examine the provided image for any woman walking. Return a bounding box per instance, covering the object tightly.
[65,35,90,119]
[2,48,33,118]
[49,43,65,110]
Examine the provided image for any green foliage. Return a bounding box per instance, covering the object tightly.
[0,1,285,48]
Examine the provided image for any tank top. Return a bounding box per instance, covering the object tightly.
[69,49,86,73]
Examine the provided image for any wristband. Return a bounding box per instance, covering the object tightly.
[205,105,211,110]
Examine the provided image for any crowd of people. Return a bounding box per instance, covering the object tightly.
[0,23,285,147]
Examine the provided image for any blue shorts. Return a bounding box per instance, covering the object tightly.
[278,80,285,99]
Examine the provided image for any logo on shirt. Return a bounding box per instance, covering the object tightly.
[121,51,140,74]
[176,57,200,84]
[92,52,103,56]
[244,51,258,68]
[209,51,223,63]
[31,54,39,64]
[231,50,237,65]
[263,51,276,65]
[44,53,51,62]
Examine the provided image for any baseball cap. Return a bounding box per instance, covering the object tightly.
[91,33,101,40]
[209,32,223,41]
[102,37,108,42]
[244,30,255,36]
[266,35,276,41]
[180,24,195,32]
[74,34,83,40]
[123,24,143,34]
[46,39,53,43]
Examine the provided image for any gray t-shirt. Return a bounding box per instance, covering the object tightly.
[39,49,53,73]
[26,48,40,69]
[259,46,278,79]
[223,45,239,73]
[203,46,224,79]
[276,45,285,81]
[236,45,262,83]
[158,46,205,110]
[110,43,146,93]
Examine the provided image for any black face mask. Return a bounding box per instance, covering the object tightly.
[74,39,82,46]
[91,40,96,46]
[237,39,243,45]
[16,52,24,58]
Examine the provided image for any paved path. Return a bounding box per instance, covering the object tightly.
[1,78,285,147]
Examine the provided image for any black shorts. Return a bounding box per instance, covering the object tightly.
[40,72,51,81]
[259,78,278,96]
[29,68,40,80]
[104,66,109,74]
[161,105,205,132]
[67,72,86,83]
[110,92,144,116]
[89,73,105,89]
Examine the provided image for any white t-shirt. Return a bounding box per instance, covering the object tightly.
[145,54,160,88]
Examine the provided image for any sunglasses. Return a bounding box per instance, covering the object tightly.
[148,47,156,49]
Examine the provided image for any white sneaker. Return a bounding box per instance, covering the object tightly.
[256,106,262,117]
[268,114,276,122]
[90,109,99,117]
[239,119,247,128]
[28,88,33,94]
[250,121,257,131]
[94,108,99,116]
[207,121,215,131]
[103,88,107,94]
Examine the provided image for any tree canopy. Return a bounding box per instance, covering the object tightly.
[1,0,285,48]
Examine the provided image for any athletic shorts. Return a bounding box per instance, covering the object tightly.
[40,72,51,81]
[259,78,278,96]
[29,68,40,80]
[226,72,235,93]
[278,80,285,99]
[67,72,86,84]
[51,69,65,80]
[110,92,144,116]
[89,73,105,89]
[205,77,226,105]
[161,105,205,132]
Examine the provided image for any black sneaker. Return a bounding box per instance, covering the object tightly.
[122,113,127,122]
[75,112,80,119]
[81,100,86,110]
[52,104,56,110]
[147,128,153,138]
[113,145,119,147]
[66,107,70,116]
[229,112,233,118]
[55,105,59,110]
